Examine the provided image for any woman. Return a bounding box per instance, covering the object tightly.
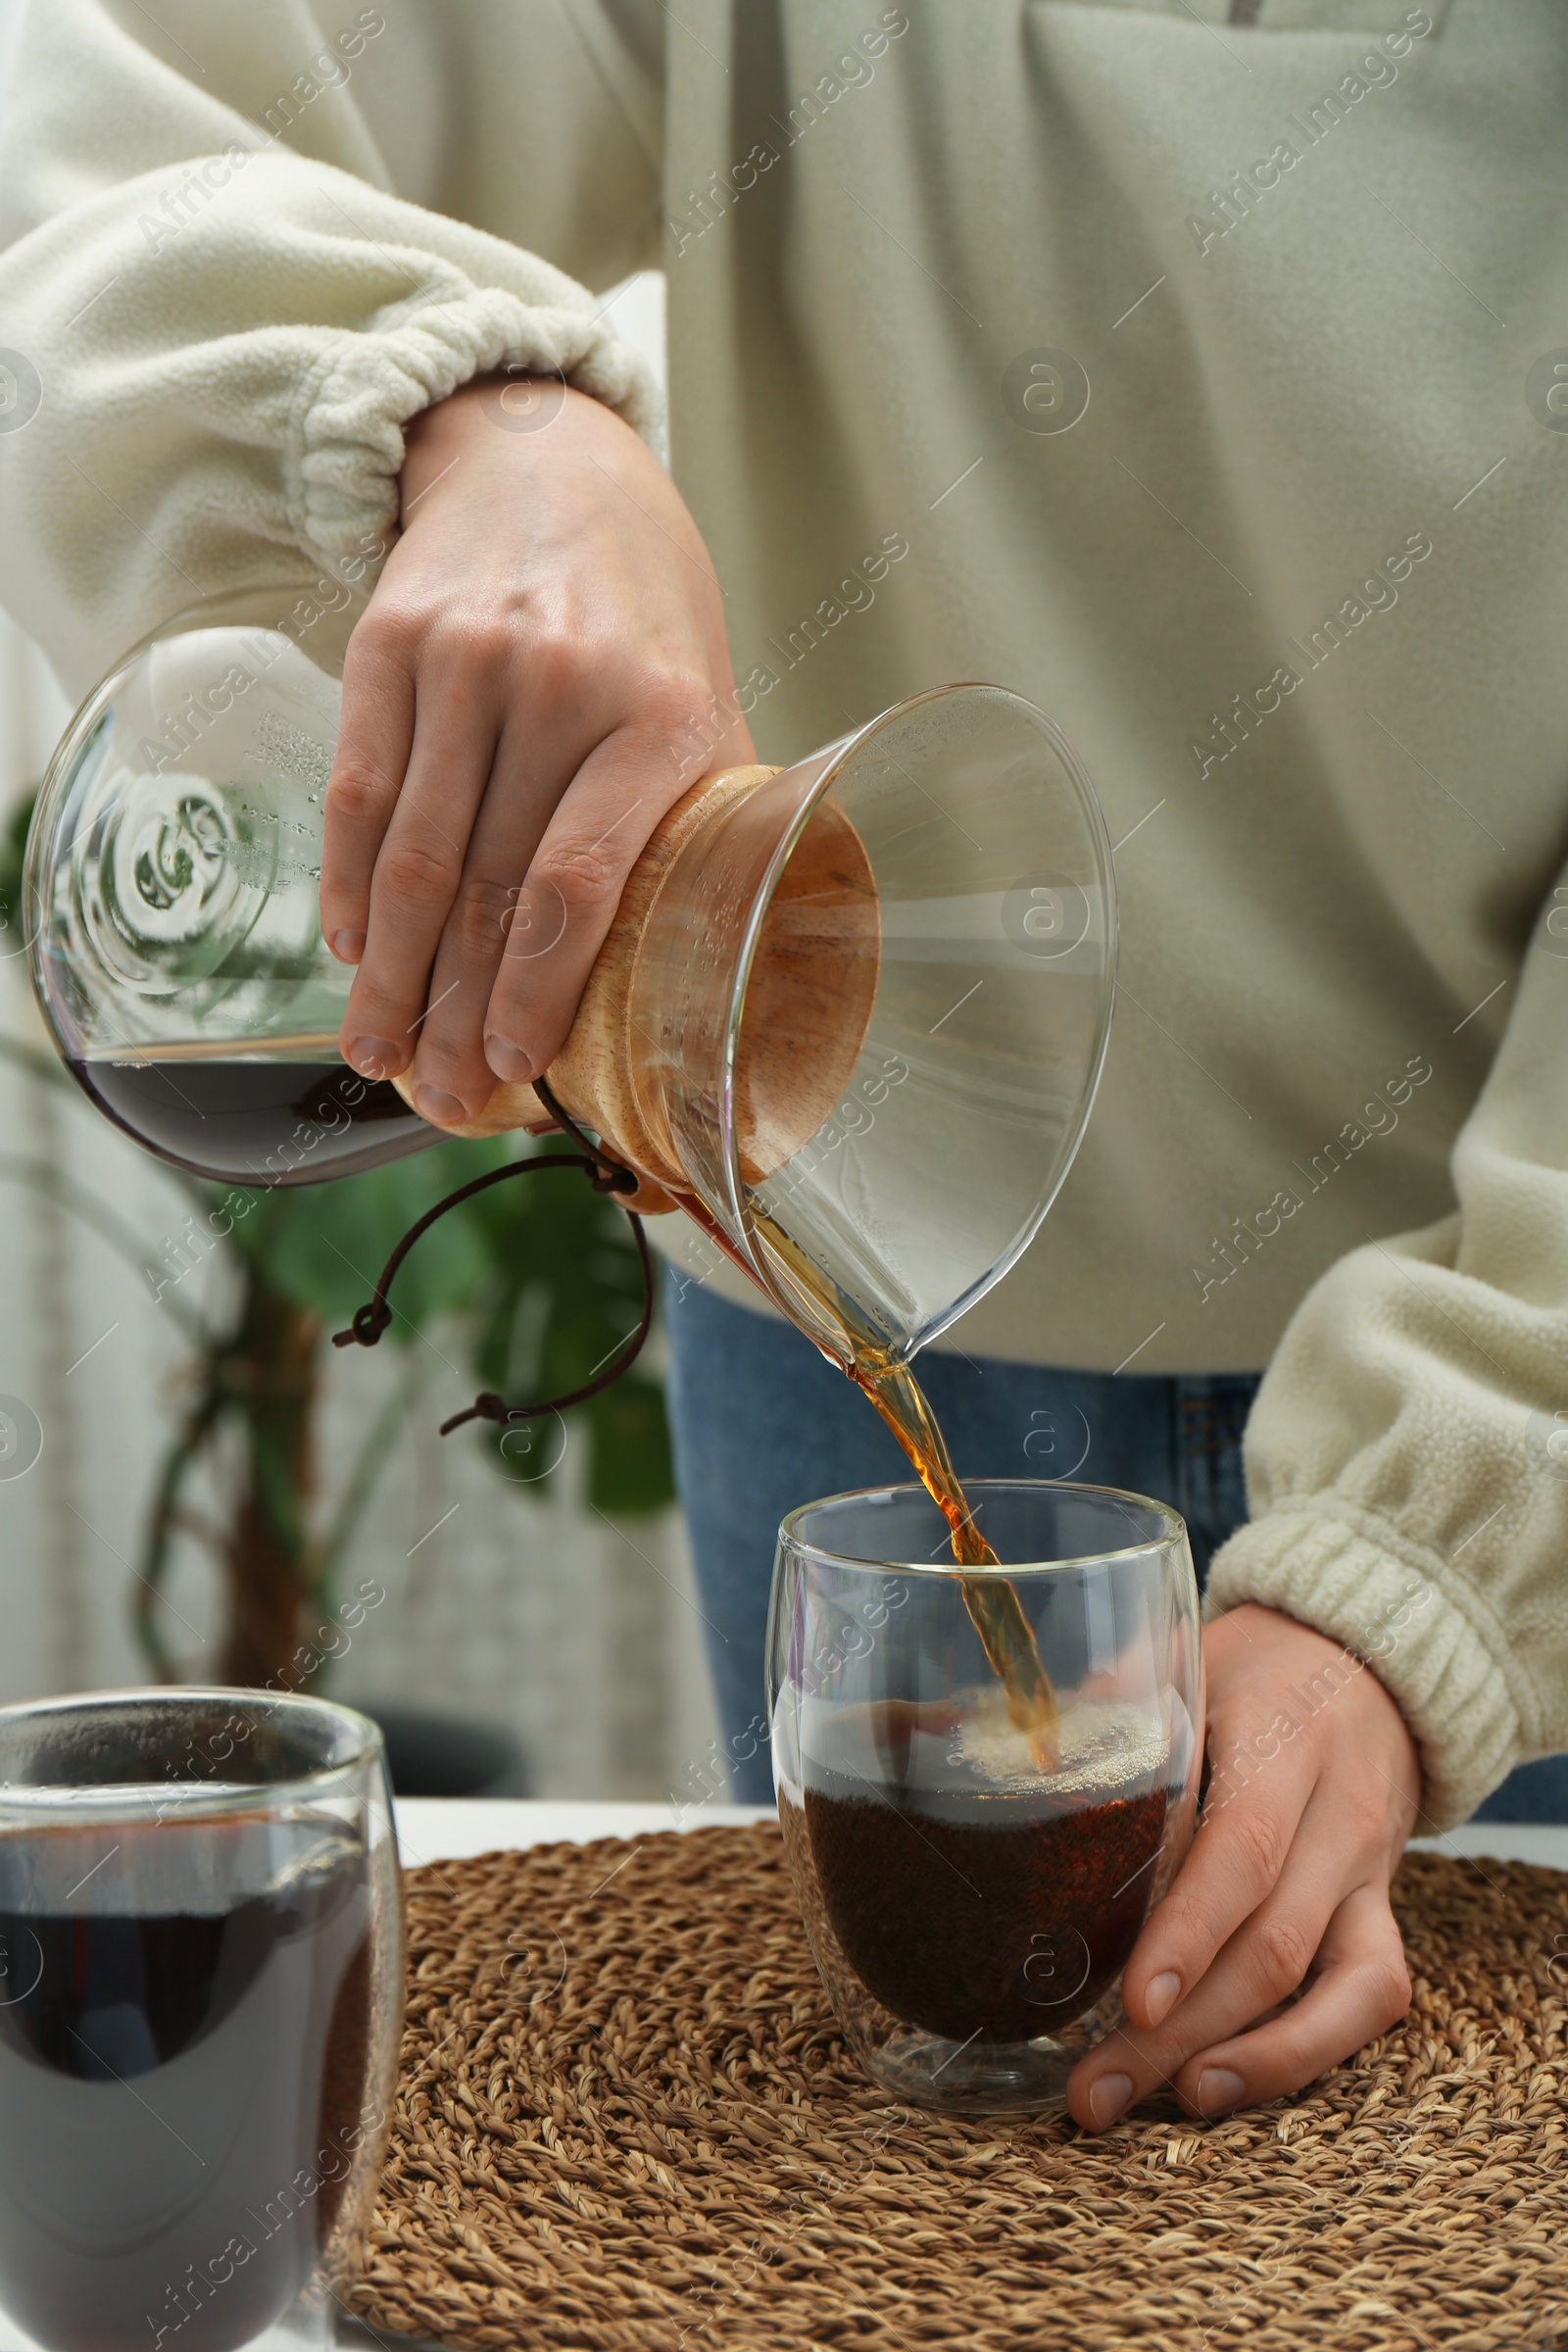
[2,0,1565,2133]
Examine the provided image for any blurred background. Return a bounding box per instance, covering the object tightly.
[0,272,732,1807]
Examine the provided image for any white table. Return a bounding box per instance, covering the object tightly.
[392,1796,773,1864]
[393,1796,1568,1872]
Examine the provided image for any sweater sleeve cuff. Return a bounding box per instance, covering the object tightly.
[292,286,660,570]
[1203,1506,1521,1831]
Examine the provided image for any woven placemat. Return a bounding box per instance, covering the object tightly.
[345,1824,1568,2352]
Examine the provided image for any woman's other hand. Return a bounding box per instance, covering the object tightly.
[1068,1601,1421,2131]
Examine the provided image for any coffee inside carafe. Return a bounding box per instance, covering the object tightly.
[70,1043,436,1187]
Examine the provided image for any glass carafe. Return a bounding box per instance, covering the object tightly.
[25,583,1117,1369]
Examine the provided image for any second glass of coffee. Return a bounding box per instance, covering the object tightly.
[0,1688,402,2352]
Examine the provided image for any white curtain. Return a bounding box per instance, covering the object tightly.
[0,274,727,1800]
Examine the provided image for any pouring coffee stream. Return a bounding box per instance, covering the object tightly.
[749,1207,1062,1770]
[26,587,1116,1760]
[855,1361,1063,1772]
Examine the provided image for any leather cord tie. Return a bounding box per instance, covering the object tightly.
[332,1078,655,1436]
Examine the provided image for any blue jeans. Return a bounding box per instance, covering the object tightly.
[663,1275,1567,1821]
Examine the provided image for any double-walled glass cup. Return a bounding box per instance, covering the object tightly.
[0,1689,402,2352]
[768,1483,1202,2114]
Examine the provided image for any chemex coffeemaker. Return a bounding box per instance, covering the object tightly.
[25,582,1116,1380]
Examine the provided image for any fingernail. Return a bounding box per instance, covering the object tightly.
[485,1035,535,1083]
[1087,2072,1133,2131]
[1146,1970,1181,2027]
[330,929,366,962]
[413,1084,468,1127]
[347,1038,401,1080]
[1196,2067,1247,2117]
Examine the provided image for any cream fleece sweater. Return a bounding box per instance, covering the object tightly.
[2,0,1567,1825]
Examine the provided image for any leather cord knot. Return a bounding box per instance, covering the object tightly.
[590,1160,640,1197]
[456,1391,514,1429]
[535,1079,643,1198]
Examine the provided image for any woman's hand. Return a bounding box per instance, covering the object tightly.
[319,376,755,1124]
[1067,1602,1421,2131]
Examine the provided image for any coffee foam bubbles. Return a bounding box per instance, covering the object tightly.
[951,1689,1169,1800]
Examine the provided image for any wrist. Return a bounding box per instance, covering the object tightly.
[399,374,501,513]
[1204,1600,1422,1827]
[400,374,624,512]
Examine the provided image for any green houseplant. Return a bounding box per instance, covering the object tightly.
[2,785,673,1692]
